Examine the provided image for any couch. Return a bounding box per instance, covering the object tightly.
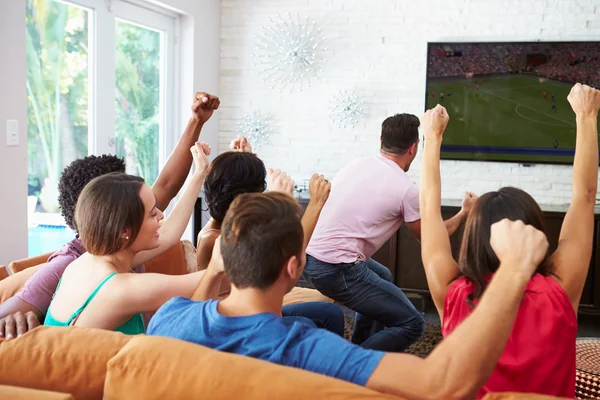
[0,246,566,400]
[0,241,334,306]
[0,326,569,400]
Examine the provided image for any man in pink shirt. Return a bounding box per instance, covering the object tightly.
[0,92,220,339]
[304,113,472,352]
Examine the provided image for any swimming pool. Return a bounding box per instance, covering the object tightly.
[28,226,76,256]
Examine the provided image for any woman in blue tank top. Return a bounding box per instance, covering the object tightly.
[44,143,212,334]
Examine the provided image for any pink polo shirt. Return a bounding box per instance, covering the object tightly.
[306,154,420,264]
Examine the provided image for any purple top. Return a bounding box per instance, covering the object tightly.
[16,237,145,315]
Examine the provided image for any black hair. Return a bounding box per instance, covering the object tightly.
[204,152,267,222]
[58,155,126,230]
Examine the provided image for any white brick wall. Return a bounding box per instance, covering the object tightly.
[219,0,600,206]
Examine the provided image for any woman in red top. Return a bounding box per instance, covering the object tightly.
[419,83,600,398]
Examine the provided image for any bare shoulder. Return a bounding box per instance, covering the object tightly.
[197,229,219,248]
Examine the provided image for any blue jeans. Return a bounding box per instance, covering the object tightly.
[282,302,345,337]
[302,255,424,352]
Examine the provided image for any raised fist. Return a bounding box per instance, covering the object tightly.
[191,92,220,123]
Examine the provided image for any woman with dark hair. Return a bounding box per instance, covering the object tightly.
[44,143,213,334]
[194,143,345,336]
[419,84,600,397]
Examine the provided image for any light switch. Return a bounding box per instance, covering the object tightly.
[6,120,18,147]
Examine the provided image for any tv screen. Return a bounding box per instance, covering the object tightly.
[426,41,600,164]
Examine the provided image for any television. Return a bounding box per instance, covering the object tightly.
[425,41,600,164]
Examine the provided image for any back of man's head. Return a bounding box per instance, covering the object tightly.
[220,192,304,290]
[380,113,420,155]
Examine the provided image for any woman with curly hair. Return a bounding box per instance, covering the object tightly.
[0,91,219,338]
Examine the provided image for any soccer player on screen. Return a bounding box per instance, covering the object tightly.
[440,92,444,101]
[542,91,547,100]
[552,92,556,102]
[551,101,557,112]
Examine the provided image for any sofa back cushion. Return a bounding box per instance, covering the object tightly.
[0,326,131,400]
[0,384,74,399]
[144,242,187,275]
[105,335,398,400]
[8,252,53,274]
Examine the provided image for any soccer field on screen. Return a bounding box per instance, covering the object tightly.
[426,75,599,164]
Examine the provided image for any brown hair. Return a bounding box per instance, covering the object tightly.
[458,187,553,306]
[75,172,145,255]
[380,113,420,155]
[220,191,304,289]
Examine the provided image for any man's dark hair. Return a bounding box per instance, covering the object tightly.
[220,192,304,289]
[380,113,420,154]
[58,155,126,230]
[204,151,267,222]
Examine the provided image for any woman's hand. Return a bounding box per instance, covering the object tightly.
[191,142,211,175]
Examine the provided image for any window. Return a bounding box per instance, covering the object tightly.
[115,20,163,186]
[26,0,175,256]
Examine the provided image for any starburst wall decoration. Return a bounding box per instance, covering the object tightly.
[329,90,365,128]
[237,111,273,149]
[253,13,327,93]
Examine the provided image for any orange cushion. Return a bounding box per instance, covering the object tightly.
[0,264,44,304]
[283,287,334,305]
[0,384,74,399]
[105,335,397,400]
[8,252,53,274]
[0,326,131,400]
[0,266,8,281]
[144,243,186,275]
[482,394,569,400]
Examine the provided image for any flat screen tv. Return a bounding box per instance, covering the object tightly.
[426,41,600,164]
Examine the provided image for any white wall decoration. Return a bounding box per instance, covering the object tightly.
[252,12,327,92]
[329,90,366,128]
[237,111,272,149]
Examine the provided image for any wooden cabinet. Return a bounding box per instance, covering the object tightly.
[393,206,599,313]
[194,196,600,313]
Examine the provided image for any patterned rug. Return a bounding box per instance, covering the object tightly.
[343,316,443,357]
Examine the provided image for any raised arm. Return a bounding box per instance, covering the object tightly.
[152,92,219,210]
[192,236,226,301]
[419,105,472,317]
[550,83,600,310]
[196,230,219,271]
[367,220,549,400]
[133,142,210,266]
[301,174,331,250]
[116,270,206,314]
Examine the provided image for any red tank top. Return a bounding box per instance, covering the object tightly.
[442,273,577,398]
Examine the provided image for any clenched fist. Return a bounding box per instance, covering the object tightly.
[230,136,253,153]
[420,104,449,141]
[567,83,600,118]
[461,191,478,214]
[191,92,220,123]
[190,142,211,174]
[309,174,331,206]
[490,219,549,278]
[268,168,294,196]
